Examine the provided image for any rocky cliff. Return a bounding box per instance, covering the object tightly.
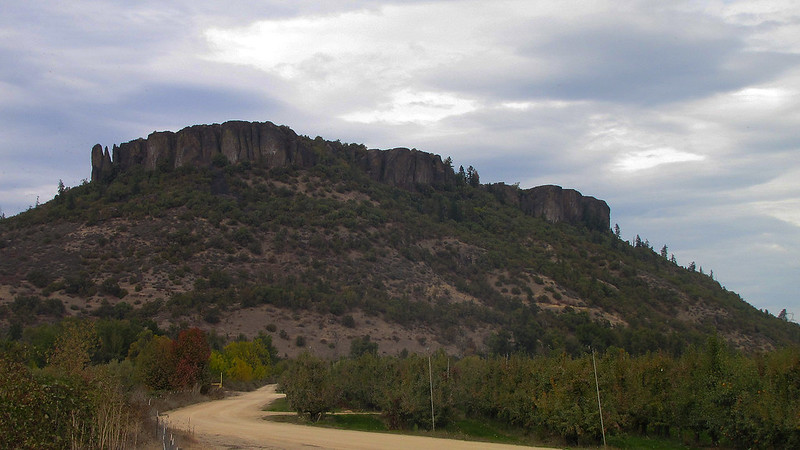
[91,120,609,230]
[486,183,611,231]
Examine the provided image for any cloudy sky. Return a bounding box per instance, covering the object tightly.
[2,0,798,319]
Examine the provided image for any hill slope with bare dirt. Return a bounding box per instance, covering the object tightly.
[1,122,798,357]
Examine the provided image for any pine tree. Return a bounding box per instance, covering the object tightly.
[466,166,480,187]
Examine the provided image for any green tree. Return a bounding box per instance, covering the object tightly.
[134,334,175,390]
[349,335,378,358]
[466,165,480,187]
[281,352,338,421]
[378,353,454,430]
[47,319,98,379]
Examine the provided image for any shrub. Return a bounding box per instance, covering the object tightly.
[342,315,356,328]
[26,270,51,289]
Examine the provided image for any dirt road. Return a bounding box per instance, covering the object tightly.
[165,384,556,449]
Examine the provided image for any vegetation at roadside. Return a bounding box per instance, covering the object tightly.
[0,318,276,448]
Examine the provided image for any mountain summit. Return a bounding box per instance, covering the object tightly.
[91,120,610,231]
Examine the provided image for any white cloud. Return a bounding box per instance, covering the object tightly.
[499,100,583,111]
[200,1,629,122]
[340,89,478,125]
[614,148,706,172]
[700,0,800,53]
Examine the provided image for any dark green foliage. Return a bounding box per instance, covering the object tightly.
[26,269,51,288]
[0,320,143,448]
[281,352,339,421]
[310,344,800,447]
[349,335,378,357]
[211,152,229,168]
[0,355,94,449]
[99,278,128,298]
[341,315,356,328]
[63,272,96,297]
[9,295,65,321]
[93,319,145,363]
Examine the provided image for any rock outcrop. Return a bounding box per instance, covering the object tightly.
[92,121,454,190]
[91,120,610,230]
[487,183,610,231]
[91,144,113,183]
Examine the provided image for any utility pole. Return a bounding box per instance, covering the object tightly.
[592,348,606,448]
[428,350,435,432]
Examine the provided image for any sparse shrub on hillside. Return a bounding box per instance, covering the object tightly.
[100,277,128,298]
[349,335,378,358]
[203,307,221,324]
[9,295,65,321]
[63,272,96,297]
[341,314,356,328]
[26,269,51,288]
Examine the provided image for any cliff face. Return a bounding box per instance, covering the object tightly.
[91,121,317,181]
[486,183,610,231]
[91,120,610,230]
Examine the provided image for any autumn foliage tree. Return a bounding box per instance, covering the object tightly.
[171,327,210,389]
[209,335,273,383]
[132,328,210,390]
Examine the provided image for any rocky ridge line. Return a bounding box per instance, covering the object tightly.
[91,120,610,230]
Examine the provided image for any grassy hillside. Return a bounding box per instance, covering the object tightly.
[1,136,798,357]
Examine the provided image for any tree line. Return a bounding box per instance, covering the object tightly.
[281,337,800,448]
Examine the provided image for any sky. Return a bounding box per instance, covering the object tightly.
[1,0,798,319]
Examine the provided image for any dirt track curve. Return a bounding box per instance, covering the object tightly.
[165,384,556,449]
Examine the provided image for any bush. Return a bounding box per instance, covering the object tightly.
[63,272,96,297]
[100,278,128,299]
[342,315,356,328]
[26,270,51,289]
[349,335,378,358]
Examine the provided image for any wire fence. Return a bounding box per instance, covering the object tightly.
[154,410,181,450]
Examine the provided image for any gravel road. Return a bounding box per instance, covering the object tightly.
[165,384,557,449]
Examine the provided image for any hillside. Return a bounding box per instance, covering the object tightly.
[1,120,798,357]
